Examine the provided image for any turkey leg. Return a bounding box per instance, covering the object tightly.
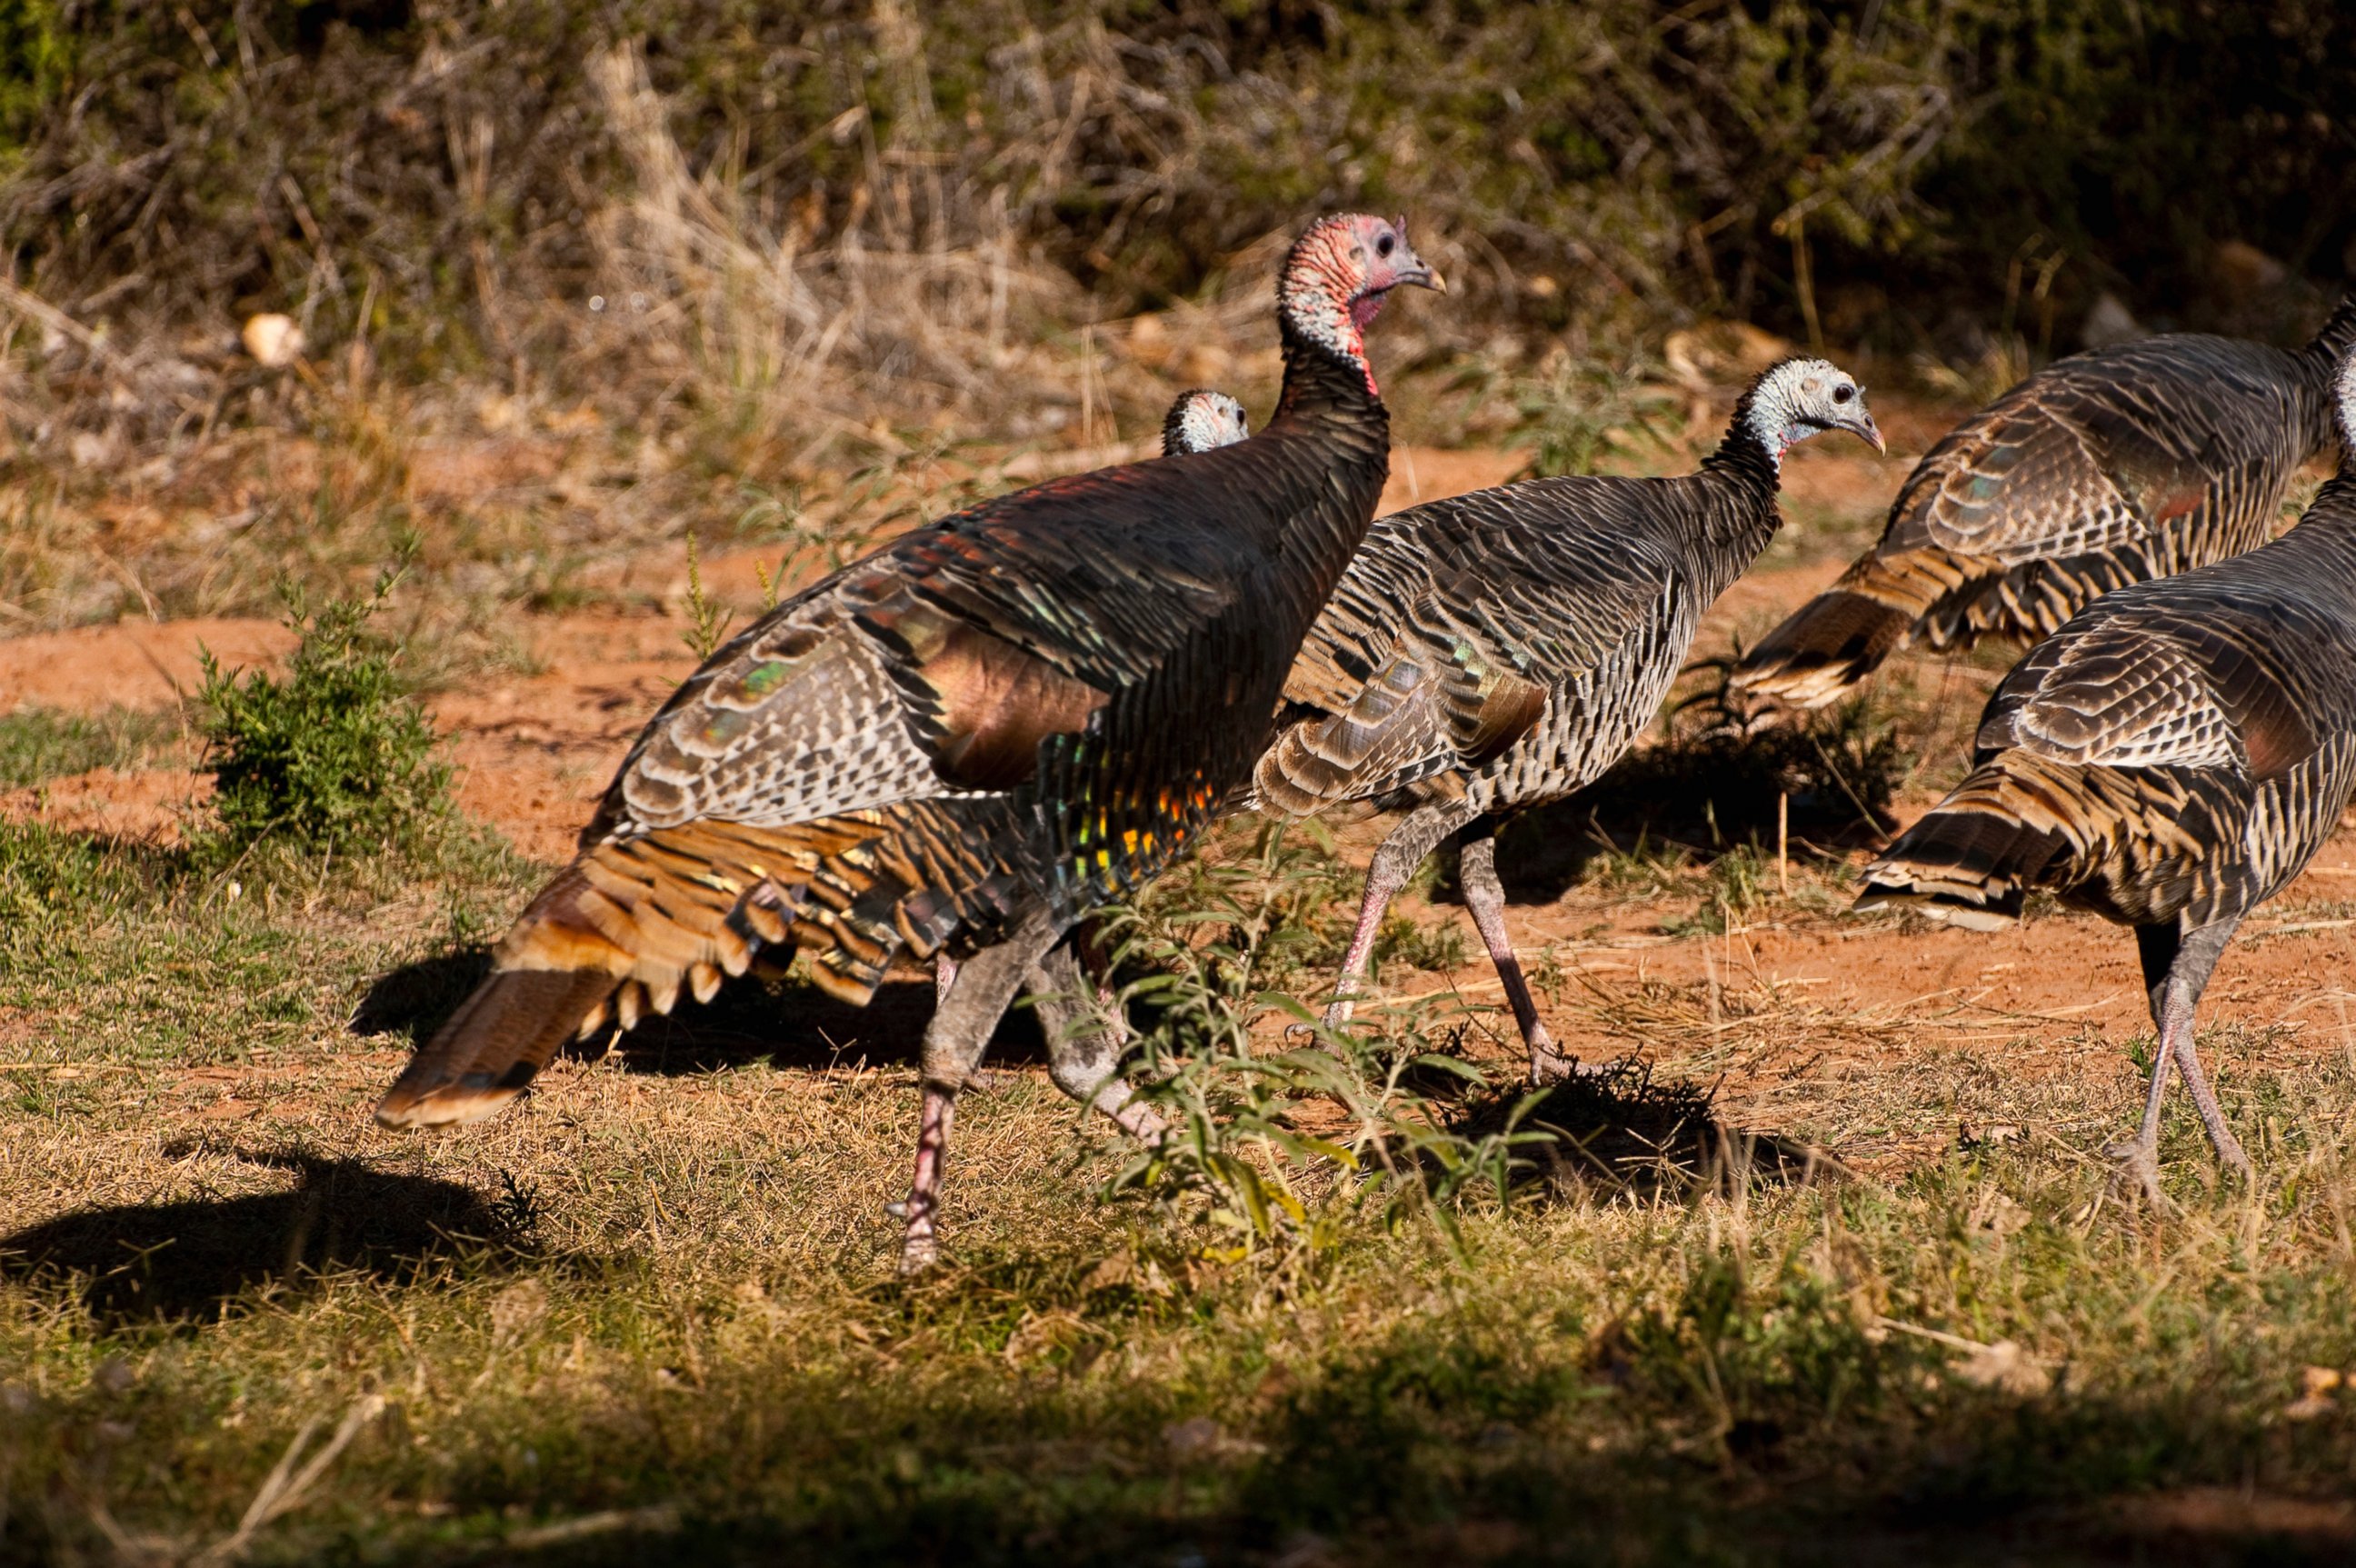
[1323,797,1480,1034]
[943,927,1123,1039]
[2110,919,2250,1203]
[1458,826,1579,1084]
[1026,944,1164,1143]
[898,911,1062,1273]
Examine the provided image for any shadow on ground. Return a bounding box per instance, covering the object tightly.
[1421,694,1904,907]
[0,1146,527,1326]
[1434,1054,1838,1197]
[354,955,1055,1081]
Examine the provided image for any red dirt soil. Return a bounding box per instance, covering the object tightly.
[11,433,2352,1170]
[0,617,294,714]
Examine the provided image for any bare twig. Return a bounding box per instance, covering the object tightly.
[194,1393,386,1565]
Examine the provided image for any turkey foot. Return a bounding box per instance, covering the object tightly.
[1459,828,1581,1084]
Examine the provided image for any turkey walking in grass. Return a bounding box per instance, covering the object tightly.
[374,214,1443,1271]
[1856,350,2356,1203]
[1730,297,2356,711]
[1254,358,1882,1083]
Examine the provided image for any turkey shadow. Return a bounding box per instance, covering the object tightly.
[0,1145,530,1328]
[1426,710,1902,908]
[351,946,494,1044]
[1444,1061,1840,1201]
[356,948,1054,1081]
[607,973,1054,1078]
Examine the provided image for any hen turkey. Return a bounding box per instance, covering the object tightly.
[1857,348,2356,1199]
[1256,358,1882,1080]
[1732,298,2356,710]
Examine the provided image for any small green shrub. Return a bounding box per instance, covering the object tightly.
[1091,825,1539,1258]
[197,557,450,854]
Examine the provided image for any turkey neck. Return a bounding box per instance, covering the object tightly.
[2282,470,2356,566]
[1262,310,1393,588]
[2294,299,2356,456]
[1686,394,1788,583]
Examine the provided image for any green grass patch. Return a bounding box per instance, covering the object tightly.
[3,654,2354,1563]
[0,704,180,789]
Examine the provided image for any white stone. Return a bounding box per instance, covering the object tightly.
[241,313,304,368]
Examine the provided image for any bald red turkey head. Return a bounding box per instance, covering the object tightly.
[1278,214,1443,394]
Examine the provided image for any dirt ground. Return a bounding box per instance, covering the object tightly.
[9,420,2352,1183]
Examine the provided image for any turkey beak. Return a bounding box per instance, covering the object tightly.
[1389,215,1444,293]
[1848,411,1884,453]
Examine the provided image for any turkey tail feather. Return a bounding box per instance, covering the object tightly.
[1854,802,2063,931]
[1732,550,1962,709]
[1856,752,2169,927]
[1732,590,1917,709]
[375,966,623,1128]
[377,805,1006,1129]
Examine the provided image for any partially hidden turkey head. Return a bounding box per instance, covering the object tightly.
[1161,389,1251,456]
[1278,214,1444,393]
[1742,357,1884,463]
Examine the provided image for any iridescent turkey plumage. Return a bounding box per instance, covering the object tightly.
[375,214,1443,1269]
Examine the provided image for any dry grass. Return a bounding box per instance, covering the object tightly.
[6,744,2356,1562]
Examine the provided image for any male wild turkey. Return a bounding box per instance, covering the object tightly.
[1855,350,2356,1200]
[376,215,1442,1270]
[941,385,1254,1048]
[1732,298,2356,710]
[1255,358,1882,1081]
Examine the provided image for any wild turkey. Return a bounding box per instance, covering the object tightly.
[1163,388,1250,458]
[1255,358,1882,1081]
[942,386,1256,1048]
[376,214,1442,1270]
[1731,297,2356,710]
[1855,350,2356,1200]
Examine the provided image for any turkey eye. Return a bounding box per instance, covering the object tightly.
[1376,233,1395,258]
[1833,384,1854,404]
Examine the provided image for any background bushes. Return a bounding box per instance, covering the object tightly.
[0,1,2348,425]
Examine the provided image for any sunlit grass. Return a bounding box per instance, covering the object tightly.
[4,792,2355,1563]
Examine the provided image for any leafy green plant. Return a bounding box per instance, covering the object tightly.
[1087,826,1547,1258]
[196,552,450,854]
